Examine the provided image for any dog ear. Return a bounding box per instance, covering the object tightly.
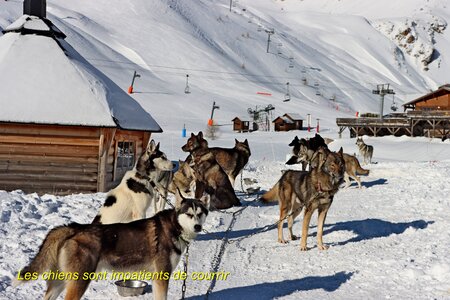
[338,147,344,158]
[155,142,160,151]
[244,139,248,145]
[191,132,195,138]
[235,138,239,144]
[147,140,156,152]
[199,193,210,211]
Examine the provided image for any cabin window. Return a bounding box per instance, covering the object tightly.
[114,141,135,181]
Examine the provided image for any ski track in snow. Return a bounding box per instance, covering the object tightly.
[1,160,449,299]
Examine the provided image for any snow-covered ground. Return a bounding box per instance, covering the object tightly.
[1,133,449,299]
[0,0,450,299]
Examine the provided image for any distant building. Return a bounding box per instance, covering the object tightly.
[232,117,255,132]
[0,1,162,194]
[337,85,449,139]
[273,113,304,131]
[403,84,450,111]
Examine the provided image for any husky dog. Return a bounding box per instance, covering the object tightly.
[182,132,241,209]
[342,153,369,188]
[14,192,210,300]
[356,137,374,165]
[93,140,173,224]
[168,155,197,198]
[285,134,327,170]
[210,139,251,186]
[261,147,345,250]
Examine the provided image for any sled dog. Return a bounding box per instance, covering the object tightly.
[342,153,369,188]
[285,134,328,170]
[93,140,173,224]
[261,147,345,250]
[356,137,373,165]
[168,155,197,198]
[14,192,210,300]
[182,132,241,209]
[210,139,251,186]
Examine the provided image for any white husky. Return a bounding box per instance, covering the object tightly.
[93,140,174,224]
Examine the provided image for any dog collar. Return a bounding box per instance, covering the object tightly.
[179,236,190,246]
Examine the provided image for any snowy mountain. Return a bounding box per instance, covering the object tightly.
[1,2,450,299]
[1,0,449,134]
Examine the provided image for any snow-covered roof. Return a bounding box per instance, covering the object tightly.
[0,15,162,132]
[232,116,253,122]
[284,113,304,120]
[273,116,294,124]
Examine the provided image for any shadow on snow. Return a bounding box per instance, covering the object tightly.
[186,271,353,300]
[199,218,433,246]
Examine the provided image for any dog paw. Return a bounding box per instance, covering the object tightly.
[318,244,329,250]
[278,239,288,244]
[290,235,298,240]
[300,245,308,251]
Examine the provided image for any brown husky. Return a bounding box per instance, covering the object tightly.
[181,132,241,209]
[168,155,197,198]
[14,192,210,300]
[342,153,369,188]
[210,139,251,187]
[261,147,345,250]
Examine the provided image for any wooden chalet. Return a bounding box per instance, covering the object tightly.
[336,85,450,138]
[273,113,304,132]
[232,117,255,132]
[403,84,450,111]
[0,2,162,195]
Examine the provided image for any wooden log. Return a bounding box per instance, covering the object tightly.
[0,154,98,164]
[0,163,98,174]
[0,144,98,157]
[0,172,98,182]
[0,124,101,137]
[0,135,100,146]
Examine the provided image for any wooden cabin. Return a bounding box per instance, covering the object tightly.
[273,113,304,131]
[403,84,450,112]
[0,6,162,195]
[232,117,254,132]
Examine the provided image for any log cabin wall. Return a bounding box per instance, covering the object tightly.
[0,123,151,195]
[0,123,103,195]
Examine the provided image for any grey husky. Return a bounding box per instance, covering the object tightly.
[356,137,374,165]
[14,192,210,300]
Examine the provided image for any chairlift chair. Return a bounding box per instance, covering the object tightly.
[184,74,191,94]
[283,82,290,102]
[390,94,398,111]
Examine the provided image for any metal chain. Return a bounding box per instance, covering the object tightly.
[180,243,189,300]
[227,205,303,244]
[204,206,246,299]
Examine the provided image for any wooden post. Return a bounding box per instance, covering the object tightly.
[97,128,116,192]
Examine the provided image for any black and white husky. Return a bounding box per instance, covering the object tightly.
[14,192,210,300]
[93,140,174,224]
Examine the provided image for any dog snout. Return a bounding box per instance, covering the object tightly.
[194,224,202,232]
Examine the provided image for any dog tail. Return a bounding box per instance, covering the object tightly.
[13,225,76,286]
[260,182,279,203]
[355,159,370,175]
